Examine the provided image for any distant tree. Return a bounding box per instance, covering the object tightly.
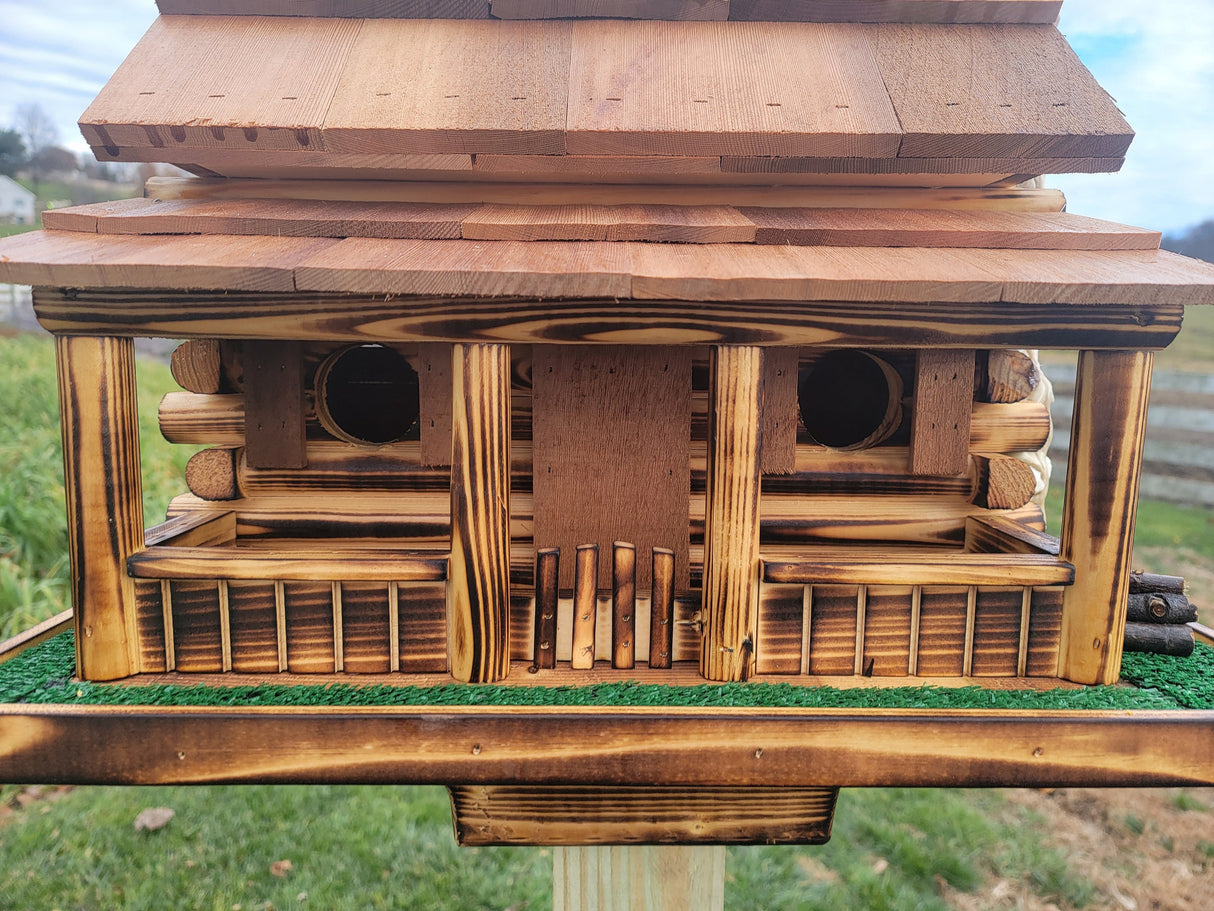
[14,102,60,188]
[0,128,25,176]
[1162,220,1214,264]
[32,145,79,177]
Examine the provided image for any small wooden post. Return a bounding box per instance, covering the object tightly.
[55,335,144,681]
[571,544,599,670]
[533,548,559,669]
[1059,349,1153,685]
[448,343,512,683]
[553,846,725,911]
[649,547,675,669]
[700,345,763,682]
[612,542,636,670]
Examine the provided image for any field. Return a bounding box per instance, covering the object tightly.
[0,329,1211,910]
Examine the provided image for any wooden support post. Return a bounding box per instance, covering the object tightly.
[553,846,725,911]
[55,335,144,681]
[571,544,599,670]
[612,542,636,670]
[448,343,512,683]
[1059,350,1152,685]
[243,340,306,469]
[649,548,675,669]
[700,345,763,682]
[910,349,975,476]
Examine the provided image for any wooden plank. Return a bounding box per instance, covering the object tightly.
[227,581,281,673]
[807,585,858,675]
[1059,350,1152,685]
[33,288,1187,353]
[916,586,968,675]
[533,548,560,668]
[762,552,1071,587]
[863,585,914,676]
[461,204,756,243]
[909,349,975,476]
[55,336,143,681]
[649,548,676,669]
[971,587,1022,676]
[964,515,1060,556]
[0,610,74,665]
[170,581,224,673]
[491,0,729,19]
[700,346,763,681]
[323,20,571,155]
[472,155,721,175]
[567,21,900,158]
[448,343,513,682]
[612,543,637,670]
[341,583,393,673]
[89,149,476,180]
[532,346,691,590]
[3,704,1211,788]
[130,546,450,583]
[759,348,798,475]
[133,581,168,673]
[722,155,1124,176]
[0,231,333,292]
[398,583,449,673]
[571,544,599,670]
[416,343,455,467]
[453,785,835,845]
[739,209,1161,251]
[869,24,1133,159]
[283,582,336,673]
[243,340,306,470]
[555,846,724,911]
[155,1,493,16]
[80,16,361,153]
[728,0,1062,23]
[142,176,1069,210]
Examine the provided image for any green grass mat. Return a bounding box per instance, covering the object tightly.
[3,632,1211,710]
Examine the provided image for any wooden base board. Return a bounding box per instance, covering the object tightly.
[449,784,838,845]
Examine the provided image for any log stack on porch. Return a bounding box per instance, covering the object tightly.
[2,0,1214,871]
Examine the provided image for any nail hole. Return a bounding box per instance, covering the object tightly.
[208,94,226,98]
[281,96,298,100]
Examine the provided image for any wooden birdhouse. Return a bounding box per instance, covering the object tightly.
[2,0,1214,858]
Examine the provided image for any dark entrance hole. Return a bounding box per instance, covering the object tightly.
[798,350,903,450]
[315,344,420,445]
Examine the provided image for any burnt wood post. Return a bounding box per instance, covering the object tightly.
[1059,349,1153,684]
[700,345,763,682]
[448,343,512,683]
[55,335,144,680]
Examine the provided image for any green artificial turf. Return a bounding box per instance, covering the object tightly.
[3,632,1211,711]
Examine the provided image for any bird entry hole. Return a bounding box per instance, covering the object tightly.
[798,350,903,450]
[315,344,420,445]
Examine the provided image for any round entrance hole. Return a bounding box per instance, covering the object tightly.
[798,350,903,450]
[315,344,420,445]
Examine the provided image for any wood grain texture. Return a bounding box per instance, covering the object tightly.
[170,339,224,394]
[448,343,513,682]
[571,544,599,670]
[451,785,836,845]
[649,548,676,669]
[34,288,1187,353]
[1059,350,1152,685]
[185,448,240,501]
[155,0,493,15]
[323,19,571,155]
[243,340,306,469]
[491,0,728,18]
[916,586,968,675]
[869,25,1133,159]
[81,16,361,152]
[759,348,798,474]
[971,587,1022,676]
[863,585,914,676]
[3,704,1211,788]
[56,336,144,681]
[700,346,763,681]
[227,581,282,673]
[566,21,900,158]
[461,204,756,243]
[613,542,637,669]
[728,0,1062,23]
[721,155,1124,176]
[983,348,1040,403]
[969,454,1036,510]
[533,548,559,668]
[761,550,1071,587]
[132,582,168,673]
[554,846,724,911]
[532,346,691,590]
[416,343,455,467]
[909,349,975,476]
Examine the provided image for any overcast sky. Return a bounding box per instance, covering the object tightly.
[1,0,1211,235]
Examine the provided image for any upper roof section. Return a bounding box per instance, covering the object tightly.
[82,16,1130,181]
[153,0,1064,23]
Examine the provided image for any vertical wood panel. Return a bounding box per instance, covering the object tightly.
[613,542,637,669]
[754,584,804,675]
[341,582,392,674]
[448,342,512,682]
[533,548,560,668]
[649,548,675,669]
[807,584,858,675]
[1027,586,1064,677]
[571,543,599,670]
[416,342,454,467]
[399,582,449,673]
[916,586,968,675]
[243,340,306,469]
[760,347,799,475]
[971,587,1022,676]
[132,580,167,674]
[228,581,280,673]
[55,335,143,680]
[701,346,763,682]
[170,580,223,673]
[533,346,691,591]
[910,349,975,476]
[863,585,913,676]
[554,846,725,911]
[284,581,336,673]
[1059,350,1152,684]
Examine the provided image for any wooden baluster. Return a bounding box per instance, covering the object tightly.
[571,544,599,670]
[613,542,636,670]
[649,548,675,669]
[1059,350,1153,684]
[56,335,144,681]
[448,343,512,683]
[533,547,559,669]
[700,345,763,682]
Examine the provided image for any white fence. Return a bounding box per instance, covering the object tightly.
[1049,360,1214,508]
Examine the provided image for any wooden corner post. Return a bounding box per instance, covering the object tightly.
[448,343,512,683]
[1059,350,1153,685]
[701,346,763,682]
[55,335,144,681]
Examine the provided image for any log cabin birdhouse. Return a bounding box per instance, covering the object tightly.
[2,0,1214,850]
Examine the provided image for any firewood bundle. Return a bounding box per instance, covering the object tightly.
[1123,572,1196,657]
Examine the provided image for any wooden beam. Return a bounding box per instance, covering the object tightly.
[448,343,513,682]
[56,336,144,681]
[701,346,763,682]
[909,349,975,476]
[243,340,306,469]
[1059,350,1152,685]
